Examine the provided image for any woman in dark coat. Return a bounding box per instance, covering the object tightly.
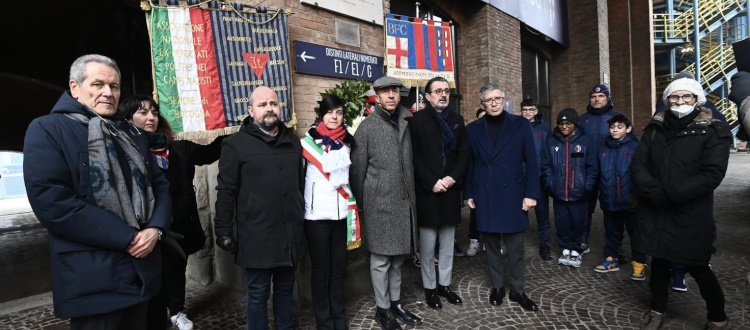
[632,77,731,329]
[120,95,224,330]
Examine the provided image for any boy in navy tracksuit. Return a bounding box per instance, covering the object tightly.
[520,99,553,260]
[593,114,648,280]
[541,108,597,268]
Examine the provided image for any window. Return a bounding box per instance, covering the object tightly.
[522,46,551,122]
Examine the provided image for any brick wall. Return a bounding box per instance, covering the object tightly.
[608,0,654,134]
[549,0,610,119]
[453,4,522,122]
[628,0,656,132]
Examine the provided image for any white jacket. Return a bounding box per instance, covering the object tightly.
[304,146,351,220]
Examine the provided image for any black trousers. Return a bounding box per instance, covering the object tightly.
[147,243,188,329]
[70,301,148,330]
[650,257,727,322]
[305,220,348,330]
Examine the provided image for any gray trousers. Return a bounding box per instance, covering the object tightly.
[419,225,456,289]
[370,253,405,309]
[484,232,525,293]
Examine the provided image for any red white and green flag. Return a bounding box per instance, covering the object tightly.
[147,2,293,138]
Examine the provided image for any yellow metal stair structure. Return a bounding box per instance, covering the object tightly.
[653,0,746,125]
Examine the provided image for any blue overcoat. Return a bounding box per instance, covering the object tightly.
[464,113,540,234]
[23,92,172,319]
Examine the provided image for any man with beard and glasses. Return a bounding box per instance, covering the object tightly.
[214,86,305,330]
[408,77,469,310]
[350,76,421,330]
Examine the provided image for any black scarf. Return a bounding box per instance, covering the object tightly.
[426,103,456,165]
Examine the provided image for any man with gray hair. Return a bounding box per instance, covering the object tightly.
[350,76,421,330]
[24,54,172,328]
[464,83,540,312]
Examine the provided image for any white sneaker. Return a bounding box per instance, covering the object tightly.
[558,249,571,266]
[569,250,582,268]
[171,312,194,330]
[466,239,480,256]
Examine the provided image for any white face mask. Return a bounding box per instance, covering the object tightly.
[670,104,694,118]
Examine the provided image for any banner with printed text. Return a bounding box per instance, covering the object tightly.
[384,13,455,87]
[148,3,292,138]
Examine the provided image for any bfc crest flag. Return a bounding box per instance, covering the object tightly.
[385,14,455,87]
[146,0,293,139]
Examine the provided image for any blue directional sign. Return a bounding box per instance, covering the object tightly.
[293,41,384,82]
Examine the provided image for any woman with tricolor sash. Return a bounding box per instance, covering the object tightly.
[301,94,360,330]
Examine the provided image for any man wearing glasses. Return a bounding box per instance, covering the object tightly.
[408,77,469,310]
[520,99,553,260]
[578,84,623,255]
[464,83,540,312]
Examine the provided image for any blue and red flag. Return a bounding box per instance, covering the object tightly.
[385,14,455,87]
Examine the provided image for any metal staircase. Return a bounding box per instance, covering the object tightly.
[653,0,748,125]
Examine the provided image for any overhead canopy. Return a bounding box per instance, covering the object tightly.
[481,0,569,47]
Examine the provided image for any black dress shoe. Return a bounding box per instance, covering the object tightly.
[375,309,402,330]
[424,288,442,309]
[390,303,422,325]
[489,287,505,306]
[437,285,463,304]
[540,244,552,260]
[508,291,538,311]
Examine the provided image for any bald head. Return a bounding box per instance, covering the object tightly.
[248,86,281,133]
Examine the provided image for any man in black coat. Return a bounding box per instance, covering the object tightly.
[408,77,469,310]
[214,86,304,330]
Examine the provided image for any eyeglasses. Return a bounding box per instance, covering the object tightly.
[521,107,537,113]
[558,121,575,127]
[431,88,451,95]
[482,96,505,104]
[667,94,696,103]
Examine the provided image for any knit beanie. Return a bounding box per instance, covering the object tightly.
[590,84,610,99]
[662,77,706,107]
[557,108,579,125]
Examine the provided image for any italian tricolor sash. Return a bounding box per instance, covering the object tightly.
[301,135,361,250]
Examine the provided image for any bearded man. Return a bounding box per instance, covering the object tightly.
[214,86,305,330]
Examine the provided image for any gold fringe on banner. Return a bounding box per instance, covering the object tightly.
[398,79,457,89]
[172,125,240,141]
[347,240,362,250]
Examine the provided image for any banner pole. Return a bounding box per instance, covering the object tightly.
[142,1,159,103]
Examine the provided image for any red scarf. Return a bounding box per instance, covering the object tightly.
[315,123,346,151]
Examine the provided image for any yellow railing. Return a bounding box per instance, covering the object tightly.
[684,44,737,91]
[707,94,739,125]
[653,0,744,41]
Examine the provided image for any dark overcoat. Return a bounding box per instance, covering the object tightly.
[23,91,172,318]
[408,107,469,227]
[464,112,540,234]
[164,137,223,255]
[214,118,305,269]
[631,108,730,265]
[350,105,418,256]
